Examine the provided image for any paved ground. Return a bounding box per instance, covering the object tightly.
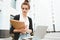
[0,33,60,40]
[42,33,60,40]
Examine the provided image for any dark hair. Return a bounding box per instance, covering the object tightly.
[21,0,30,9]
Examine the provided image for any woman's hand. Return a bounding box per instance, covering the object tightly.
[13,26,27,33]
[20,26,28,34]
[20,27,32,34]
[13,26,32,34]
[13,25,26,33]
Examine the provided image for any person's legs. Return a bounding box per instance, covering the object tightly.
[18,33,31,40]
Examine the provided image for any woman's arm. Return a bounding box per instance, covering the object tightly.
[13,27,32,34]
[10,15,20,33]
[28,17,33,36]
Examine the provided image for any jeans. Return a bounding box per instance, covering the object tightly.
[18,33,41,40]
[18,33,31,40]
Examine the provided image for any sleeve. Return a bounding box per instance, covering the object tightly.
[10,15,18,34]
[29,17,33,36]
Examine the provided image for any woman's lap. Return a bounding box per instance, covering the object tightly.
[18,33,41,40]
[18,33,31,40]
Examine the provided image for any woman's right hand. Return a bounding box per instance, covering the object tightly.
[13,27,27,34]
[13,28,25,32]
[13,26,28,34]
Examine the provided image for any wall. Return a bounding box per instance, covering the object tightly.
[0,0,11,30]
[54,0,60,31]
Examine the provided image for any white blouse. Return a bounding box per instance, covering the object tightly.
[19,14,29,29]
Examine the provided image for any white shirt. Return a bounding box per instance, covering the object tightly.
[19,14,29,29]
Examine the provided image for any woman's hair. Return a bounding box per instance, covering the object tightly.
[21,0,30,9]
[24,0,29,3]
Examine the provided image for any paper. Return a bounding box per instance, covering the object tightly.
[10,20,25,29]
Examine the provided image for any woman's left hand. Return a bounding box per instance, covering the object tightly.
[20,26,32,34]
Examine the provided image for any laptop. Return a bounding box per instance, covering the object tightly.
[33,26,48,39]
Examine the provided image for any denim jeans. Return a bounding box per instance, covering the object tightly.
[18,33,31,40]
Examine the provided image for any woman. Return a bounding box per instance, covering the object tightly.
[10,0,33,40]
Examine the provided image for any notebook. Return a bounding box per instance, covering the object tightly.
[10,20,25,29]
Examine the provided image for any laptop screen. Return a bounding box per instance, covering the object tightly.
[34,26,48,39]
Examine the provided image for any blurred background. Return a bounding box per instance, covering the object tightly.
[0,0,60,40]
